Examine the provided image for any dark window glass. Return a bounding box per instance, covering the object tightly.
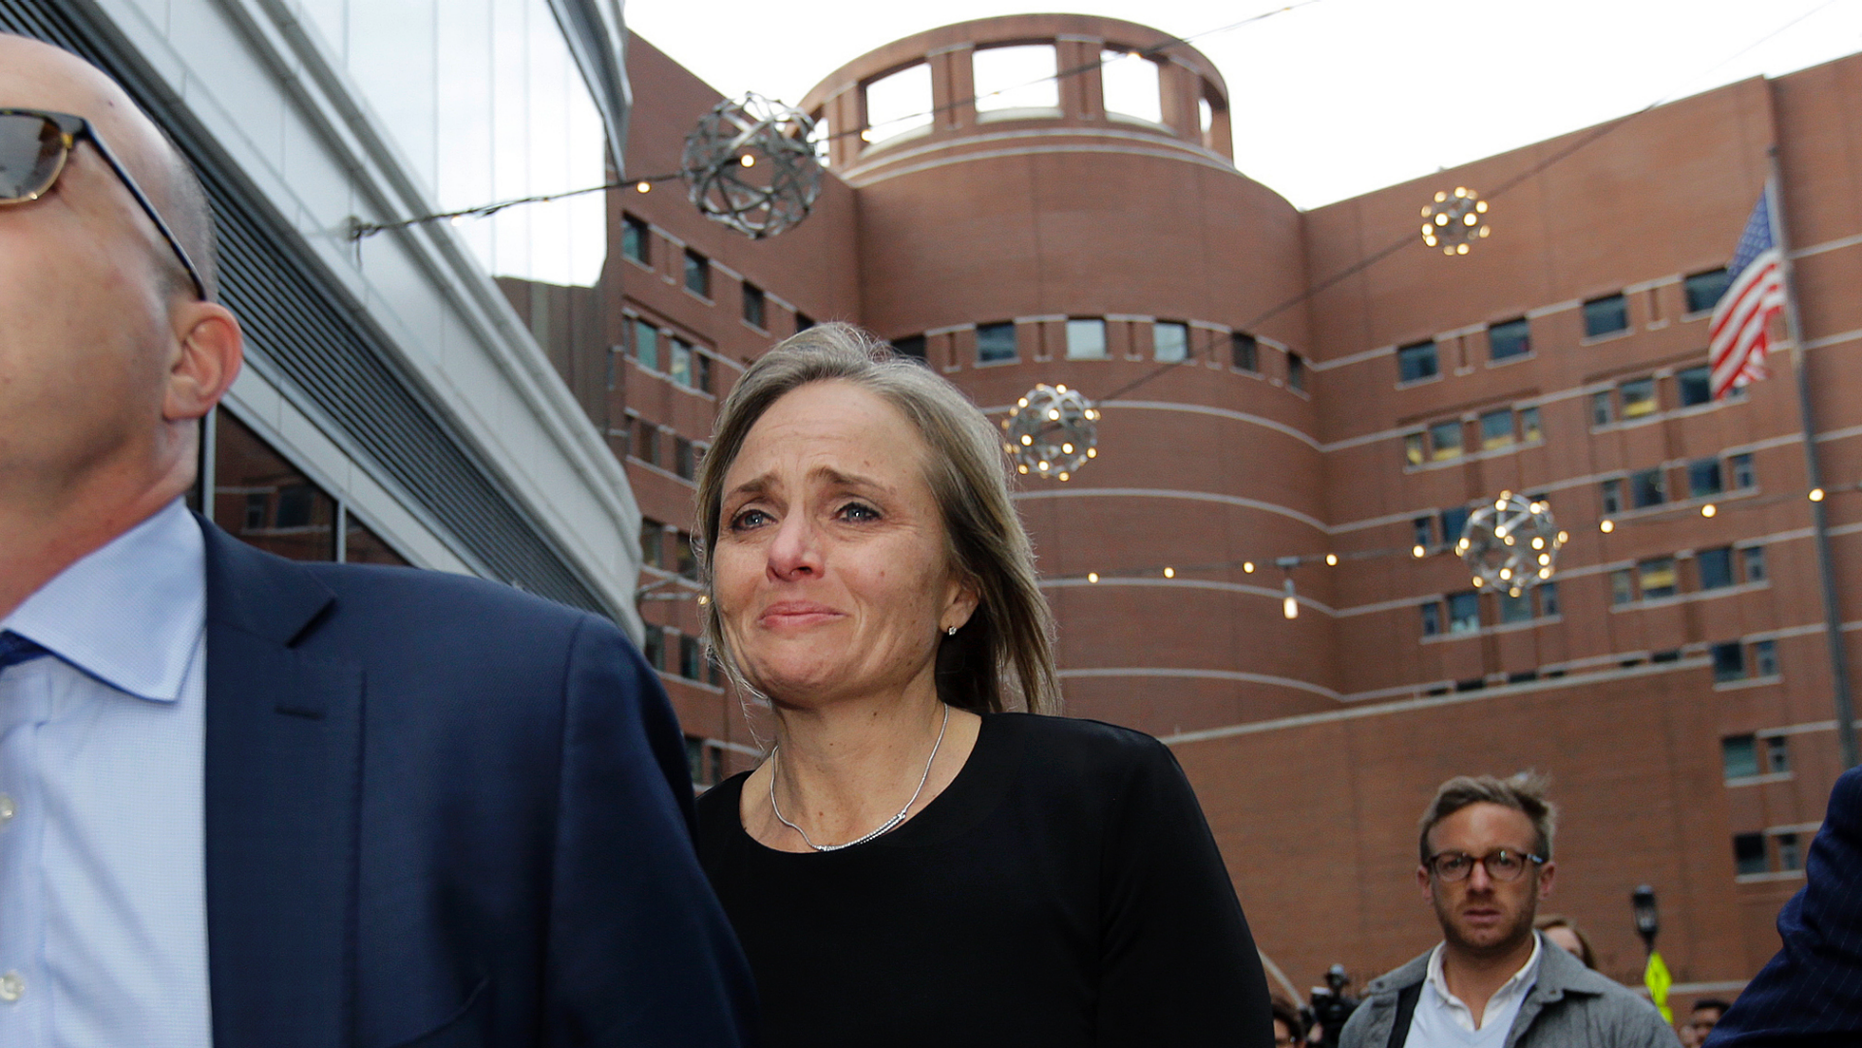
[1537,581,1559,617]
[976,322,1017,364]
[1733,832,1767,875]
[1440,506,1470,545]
[1610,569,1635,606]
[1698,547,1734,590]
[1507,670,1538,684]
[679,634,702,680]
[684,250,710,297]
[1778,833,1801,872]
[343,515,409,566]
[1767,736,1791,774]
[893,335,927,361]
[742,283,766,329]
[795,312,815,332]
[1631,467,1667,508]
[212,412,336,562]
[697,353,713,393]
[1489,318,1530,361]
[1583,293,1628,337]
[1405,433,1425,467]
[675,437,695,480]
[1731,453,1756,489]
[634,320,659,371]
[1591,391,1614,427]
[1429,420,1463,461]
[1413,516,1434,548]
[684,736,709,787]
[1652,649,1681,663]
[1678,365,1713,407]
[622,214,649,264]
[1398,340,1439,382]
[636,423,660,467]
[1722,735,1759,779]
[1500,590,1533,624]
[1689,459,1724,498]
[1601,478,1624,515]
[642,624,664,670]
[676,532,698,579]
[1231,332,1258,372]
[640,518,663,569]
[669,339,693,387]
[1480,409,1515,451]
[1519,406,1543,443]
[1639,557,1677,600]
[1447,592,1480,634]
[1742,545,1767,583]
[1620,377,1657,418]
[1712,641,1746,682]
[1420,601,1441,637]
[1287,353,1306,392]
[1753,639,1779,678]
[1685,268,1731,314]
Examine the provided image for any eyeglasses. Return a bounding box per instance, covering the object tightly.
[1426,849,1544,883]
[0,108,207,300]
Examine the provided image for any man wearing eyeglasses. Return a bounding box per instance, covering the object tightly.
[1337,774,1675,1048]
[0,33,753,1047]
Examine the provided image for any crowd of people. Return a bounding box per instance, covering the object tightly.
[1,31,1858,1046]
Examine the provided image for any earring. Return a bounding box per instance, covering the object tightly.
[946,625,957,636]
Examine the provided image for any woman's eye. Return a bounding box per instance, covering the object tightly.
[729,508,771,531]
[838,502,880,522]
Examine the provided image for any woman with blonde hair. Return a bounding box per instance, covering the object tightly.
[691,323,1270,1046]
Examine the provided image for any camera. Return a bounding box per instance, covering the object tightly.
[1305,965,1359,1048]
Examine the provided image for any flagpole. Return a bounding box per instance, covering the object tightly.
[1767,146,1858,770]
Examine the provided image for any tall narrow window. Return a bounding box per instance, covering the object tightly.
[1231,332,1258,372]
[1685,268,1731,314]
[1698,547,1734,590]
[1733,833,1767,875]
[1741,545,1767,583]
[1287,353,1307,392]
[1420,601,1442,637]
[1689,458,1724,498]
[1722,735,1759,779]
[1730,453,1756,489]
[634,320,659,371]
[1753,639,1779,678]
[1067,319,1108,360]
[742,282,766,329]
[1519,406,1543,443]
[1583,293,1628,337]
[1610,569,1635,606]
[669,339,692,387]
[640,518,664,569]
[976,322,1017,364]
[1631,468,1667,508]
[1153,322,1189,362]
[683,250,710,298]
[1447,592,1480,634]
[1398,340,1439,383]
[1405,433,1426,467]
[1480,409,1515,451]
[1488,318,1530,361]
[1537,581,1559,617]
[1777,833,1801,872]
[1767,736,1791,774]
[1412,516,1434,548]
[1591,391,1615,427]
[1601,478,1624,515]
[1499,589,1533,624]
[642,624,664,670]
[1678,365,1713,407]
[1429,420,1463,461]
[622,214,649,264]
[1638,557,1677,600]
[1712,641,1746,682]
[1440,506,1470,545]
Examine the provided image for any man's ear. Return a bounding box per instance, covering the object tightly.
[163,302,243,421]
[1537,860,1557,900]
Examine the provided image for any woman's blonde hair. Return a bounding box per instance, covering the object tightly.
[693,323,1060,715]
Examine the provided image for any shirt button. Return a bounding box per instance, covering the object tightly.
[0,971,22,1002]
[0,794,14,824]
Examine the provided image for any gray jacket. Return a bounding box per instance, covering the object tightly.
[1338,933,1679,1048]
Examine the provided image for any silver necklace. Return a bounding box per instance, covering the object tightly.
[768,703,950,852]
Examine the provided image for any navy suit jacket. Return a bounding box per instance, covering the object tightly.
[1709,764,1862,1046]
[197,519,756,1047]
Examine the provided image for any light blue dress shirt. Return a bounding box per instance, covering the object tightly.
[0,499,211,1046]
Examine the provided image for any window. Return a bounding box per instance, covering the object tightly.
[243,493,266,531]
[1287,352,1307,392]
[674,437,695,480]
[742,282,766,329]
[622,214,649,264]
[1231,332,1258,371]
[893,334,927,361]
[1489,318,1530,361]
[1688,459,1723,498]
[977,322,1017,364]
[1638,557,1677,599]
[1519,406,1543,443]
[1480,409,1515,451]
[1611,569,1636,606]
[1631,467,1667,508]
[634,320,659,371]
[1413,516,1434,548]
[1500,589,1533,624]
[1067,319,1108,360]
[1440,506,1470,544]
[864,61,933,141]
[1753,639,1778,678]
[676,532,697,578]
[1101,48,1162,124]
[642,624,665,670]
[1154,322,1189,362]
[679,634,703,680]
[684,735,723,788]
[1583,293,1628,337]
[795,312,815,332]
[1429,420,1463,461]
[1537,581,1559,617]
[1405,433,1426,467]
[1698,547,1734,590]
[1767,735,1791,774]
[634,421,660,466]
[1712,641,1746,682]
[1741,545,1767,583]
[1620,378,1657,418]
[1591,391,1614,427]
[1601,478,1624,515]
[973,44,1059,113]
[697,354,714,393]
[1678,365,1713,407]
[1733,833,1767,875]
[683,249,710,297]
[1722,735,1759,779]
[1398,340,1439,383]
[1685,268,1731,314]
[1447,592,1480,634]
[1421,601,1442,637]
[669,339,693,387]
[640,518,664,569]
[1777,833,1801,872]
[1730,453,1756,489]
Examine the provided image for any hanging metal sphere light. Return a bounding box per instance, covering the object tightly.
[1456,492,1567,597]
[681,93,823,239]
[1421,186,1491,256]
[1001,384,1099,481]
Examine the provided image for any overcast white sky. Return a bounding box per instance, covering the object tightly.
[626,0,1862,210]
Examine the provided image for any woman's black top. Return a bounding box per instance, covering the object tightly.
[695,712,1273,1046]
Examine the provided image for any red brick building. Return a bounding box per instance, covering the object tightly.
[564,14,1862,1008]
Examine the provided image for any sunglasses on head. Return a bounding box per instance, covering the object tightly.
[0,108,208,300]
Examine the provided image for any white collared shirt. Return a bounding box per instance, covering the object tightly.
[1406,934,1543,1046]
[0,498,211,1046]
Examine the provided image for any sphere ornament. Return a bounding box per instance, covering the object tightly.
[680,93,823,240]
[1421,186,1490,256]
[1000,384,1099,481]
[1456,492,1568,597]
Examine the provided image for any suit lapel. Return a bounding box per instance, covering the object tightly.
[199,519,362,1048]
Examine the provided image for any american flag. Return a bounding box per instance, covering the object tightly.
[1709,188,1788,400]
